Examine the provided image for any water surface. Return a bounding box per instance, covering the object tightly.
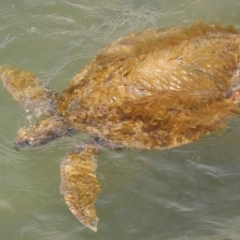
[0,0,240,239]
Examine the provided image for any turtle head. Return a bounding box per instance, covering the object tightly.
[14,128,44,150]
[14,116,76,150]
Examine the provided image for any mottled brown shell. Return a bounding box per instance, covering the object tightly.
[57,21,240,149]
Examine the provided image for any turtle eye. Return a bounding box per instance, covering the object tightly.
[14,139,33,151]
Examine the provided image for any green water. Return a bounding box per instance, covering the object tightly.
[0,0,240,239]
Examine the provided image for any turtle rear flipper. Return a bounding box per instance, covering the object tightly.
[60,144,100,232]
[0,65,58,117]
[226,77,240,103]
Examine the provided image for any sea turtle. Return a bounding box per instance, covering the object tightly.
[1,21,240,232]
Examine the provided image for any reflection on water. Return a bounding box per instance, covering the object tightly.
[0,0,240,239]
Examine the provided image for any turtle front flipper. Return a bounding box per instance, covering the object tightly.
[0,65,58,117]
[60,144,100,232]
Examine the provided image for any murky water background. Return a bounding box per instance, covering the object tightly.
[0,0,240,239]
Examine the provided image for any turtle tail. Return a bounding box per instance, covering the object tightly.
[0,65,58,117]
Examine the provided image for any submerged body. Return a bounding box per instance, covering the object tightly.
[58,22,240,149]
[1,21,240,231]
